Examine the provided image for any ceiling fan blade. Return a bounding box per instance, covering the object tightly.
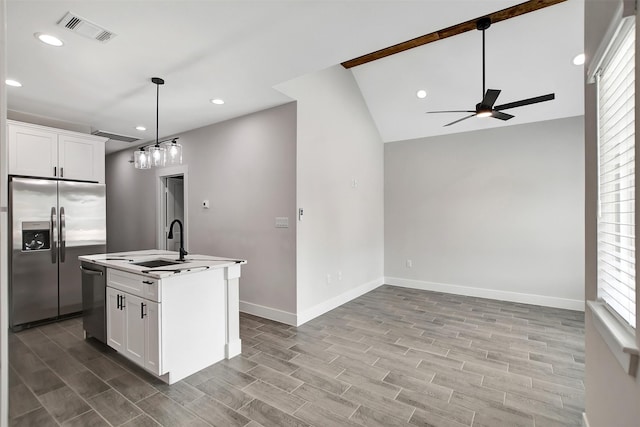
[491,111,514,121]
[427,110,476,114]
[444,114,476,127]
[481,89,501,108]
[494,93,555,111]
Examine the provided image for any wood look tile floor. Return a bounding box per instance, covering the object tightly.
[9,286,585,427]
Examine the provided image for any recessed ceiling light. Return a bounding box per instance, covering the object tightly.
[573,53,586,66]
[210,98,225,105]
[416,90,427,99]
[6,79,22,87]
[35,33,63,47]
[135,126,146,131]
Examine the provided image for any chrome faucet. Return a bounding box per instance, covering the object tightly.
[167,219,188,261]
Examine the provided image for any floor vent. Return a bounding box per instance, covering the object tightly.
[92,130,139,143]
[57,12,116,43]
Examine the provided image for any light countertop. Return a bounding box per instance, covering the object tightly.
[79,249,246,279]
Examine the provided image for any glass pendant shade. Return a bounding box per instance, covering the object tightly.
[149,144,166,167]
[164,140,183,165]
[134,148,151,169]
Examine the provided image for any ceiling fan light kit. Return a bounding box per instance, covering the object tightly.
[427,17,555,127]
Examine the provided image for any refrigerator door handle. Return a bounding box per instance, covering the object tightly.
[51,206,57,264]
[60,206,66,262]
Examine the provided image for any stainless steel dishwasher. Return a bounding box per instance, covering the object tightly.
[81,262,106,343]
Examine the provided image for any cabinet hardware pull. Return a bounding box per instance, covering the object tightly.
[143,280,153,285]
[141,302,146,319]
[54,166,57,176]
[117,294,121,309]
[121,295,125,309]
[61,167,64,177]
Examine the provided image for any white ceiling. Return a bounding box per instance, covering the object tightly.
[6,1,584,153]
[352,0,585,142]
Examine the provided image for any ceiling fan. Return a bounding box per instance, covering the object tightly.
[427,17,555,127]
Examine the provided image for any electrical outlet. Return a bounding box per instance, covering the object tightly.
[338,271,342,281]
[406,259,412,268]
[327,273,332,284]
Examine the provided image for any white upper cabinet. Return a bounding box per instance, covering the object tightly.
[8,123,58,179]
[8,120,107,183]
[58,133,105,182]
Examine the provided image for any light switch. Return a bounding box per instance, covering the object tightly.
[275,217,289,228]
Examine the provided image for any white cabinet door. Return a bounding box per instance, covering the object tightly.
[124,293,146,366]
[8,123,58,178]
[106,287,126,353]
[144,300,162,375]
[58,133,105,183]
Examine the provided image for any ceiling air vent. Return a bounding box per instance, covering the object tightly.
[57,12,116,43]
[92,130,139,143]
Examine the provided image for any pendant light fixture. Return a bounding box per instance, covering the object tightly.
[164,138,182,165]
[134,76,183,169]
[149,77,166,167]
[133,147,151,169]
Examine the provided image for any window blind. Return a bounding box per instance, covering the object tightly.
[597,19,636,328]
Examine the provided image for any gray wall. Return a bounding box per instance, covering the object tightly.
[277,65,385,322]
[106,102,297,314]
[385,116,585,309]
[106,150,157,252]
[584,0,640,425]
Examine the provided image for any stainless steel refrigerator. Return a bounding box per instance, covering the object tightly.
[9,177,106,330]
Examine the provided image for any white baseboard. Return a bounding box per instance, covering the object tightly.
[239,301,297,326]
[296,277,384,326]
[582,412,590,427]
[240,277,384,327]
[385,277,585,311]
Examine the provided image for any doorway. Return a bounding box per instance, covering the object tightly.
[156,165,188,252]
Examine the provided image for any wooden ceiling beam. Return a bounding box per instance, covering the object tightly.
[341,0,567,69]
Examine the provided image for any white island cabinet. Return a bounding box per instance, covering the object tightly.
[80,250,245,384]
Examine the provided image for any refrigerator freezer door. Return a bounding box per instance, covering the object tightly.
[58,181,106,315]
[10,178,59,327]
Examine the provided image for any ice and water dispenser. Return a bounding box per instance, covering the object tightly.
[21,221,51,251]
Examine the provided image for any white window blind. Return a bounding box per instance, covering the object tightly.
[597,19,636,329]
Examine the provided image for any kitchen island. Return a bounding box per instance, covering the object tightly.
[79,250,245,384]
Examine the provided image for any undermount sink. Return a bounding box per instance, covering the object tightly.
[132,259,183,268]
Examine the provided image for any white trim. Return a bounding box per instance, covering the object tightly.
[0,212,8,427]
[240,301,298,326]
[240,277,384,327]
[226,339,242,358]
[155,164,188,251]
[587,300,639,376]
[587,0,635,83]
[385,277,585,311]
[582,412,590,427]
[296,277,385,326]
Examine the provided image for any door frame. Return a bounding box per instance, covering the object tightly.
[155,165,188,252]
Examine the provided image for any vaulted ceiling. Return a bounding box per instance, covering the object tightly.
[6,0,584,153]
